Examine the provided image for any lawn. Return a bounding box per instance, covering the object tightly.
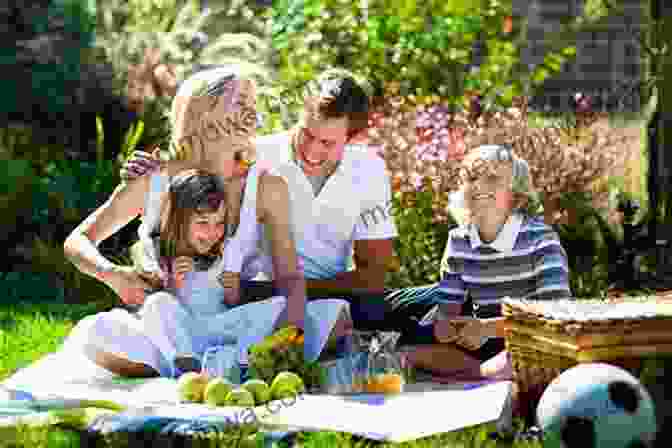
[0,301,541,448]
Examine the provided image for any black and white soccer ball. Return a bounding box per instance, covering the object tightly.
[536,363,657,448]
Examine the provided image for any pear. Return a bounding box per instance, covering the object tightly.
[204,377,234,406]
[177,372,208,403]
[242,379,271,405]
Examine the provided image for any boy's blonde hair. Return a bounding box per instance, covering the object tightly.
[449,144,542,225]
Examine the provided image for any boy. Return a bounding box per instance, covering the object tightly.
[397,144,573,379]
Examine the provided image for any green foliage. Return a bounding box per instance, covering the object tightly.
[386,189,455,288]
[553,191,625,298]
[270,0,577,109]
[95,0,273,94]
[2,0,97,117]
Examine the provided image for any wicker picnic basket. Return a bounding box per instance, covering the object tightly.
[502,296,672,422]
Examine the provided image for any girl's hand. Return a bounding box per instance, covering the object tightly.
[217,271,241,306]
[172,256,195,289]
[120,149,162,182]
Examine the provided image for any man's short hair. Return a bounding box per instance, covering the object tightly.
[305,69,371,137]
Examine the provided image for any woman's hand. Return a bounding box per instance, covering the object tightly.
[120,149,162,182]
[105,266,156,306]
[172,256,195,289]
[217,271,241,306]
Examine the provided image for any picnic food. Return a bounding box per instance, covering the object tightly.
[270,371,305,400]
[248,325,325,391]
[225,387,256,407]
[204,377,234,406]
[357,332,406,394]
[363,372,404,394]
[242,379,271,405]
[177,371,209,403]
[536,363,656,448]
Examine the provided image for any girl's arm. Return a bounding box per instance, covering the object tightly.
[258,172,307,329]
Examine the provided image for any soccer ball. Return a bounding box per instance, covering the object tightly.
[536,363,657,448]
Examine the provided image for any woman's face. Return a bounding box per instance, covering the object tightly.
[186,201,228,255]
[173,79,257,177]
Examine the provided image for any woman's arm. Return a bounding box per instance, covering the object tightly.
[258,173,307,329]
[63,176,152,303]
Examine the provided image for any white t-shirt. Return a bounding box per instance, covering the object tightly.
[252,132,398,280]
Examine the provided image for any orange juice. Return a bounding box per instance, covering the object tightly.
[363,373,404,394]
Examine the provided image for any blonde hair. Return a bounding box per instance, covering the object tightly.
[449,144,542,225]
[164,66,259,164]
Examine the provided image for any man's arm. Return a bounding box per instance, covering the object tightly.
[306,238,395,296]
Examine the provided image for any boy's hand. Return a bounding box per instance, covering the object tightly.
[451,317,487,351]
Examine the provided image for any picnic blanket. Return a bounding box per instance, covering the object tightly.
[1,374,513,443]
[1,297,514,443]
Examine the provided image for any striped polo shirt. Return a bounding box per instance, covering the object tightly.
[437,212,572,316]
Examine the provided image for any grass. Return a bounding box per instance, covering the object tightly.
[0,300,541,448]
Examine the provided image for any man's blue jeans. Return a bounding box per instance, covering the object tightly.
[239,281,446,346]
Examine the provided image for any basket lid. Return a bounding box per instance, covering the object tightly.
[502,297,672,322]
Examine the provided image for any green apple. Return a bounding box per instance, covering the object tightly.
[225,388,256,407]
[271,371,305,395]
[204,377,234,406]
[242,379,271,405]
[177,372,208,403]
[270,384,299,401]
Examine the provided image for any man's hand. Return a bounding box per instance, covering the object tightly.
[217,271,241,306]
[104,266,156,306]
[120,149,162,182]
[173,256,195,289]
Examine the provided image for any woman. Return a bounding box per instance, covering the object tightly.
[63,66,307,378]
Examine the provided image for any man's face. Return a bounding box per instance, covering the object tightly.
[295,110,349,177]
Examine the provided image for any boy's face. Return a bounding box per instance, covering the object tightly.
[460,158,514,221]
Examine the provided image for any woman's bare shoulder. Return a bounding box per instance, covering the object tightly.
[257,171,289,219]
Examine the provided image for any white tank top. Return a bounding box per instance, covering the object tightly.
[136,164,272,315]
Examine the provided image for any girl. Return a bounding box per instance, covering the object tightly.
[62,66,310,378]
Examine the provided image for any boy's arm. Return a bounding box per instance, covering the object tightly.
[529,228,573,301]
[437,231,468,312]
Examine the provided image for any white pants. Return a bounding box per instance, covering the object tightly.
[64,292,288,378]
[64,293,350,378]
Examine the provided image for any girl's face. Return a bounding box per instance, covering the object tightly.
[460,159,514,222]
[186,200,228,255]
